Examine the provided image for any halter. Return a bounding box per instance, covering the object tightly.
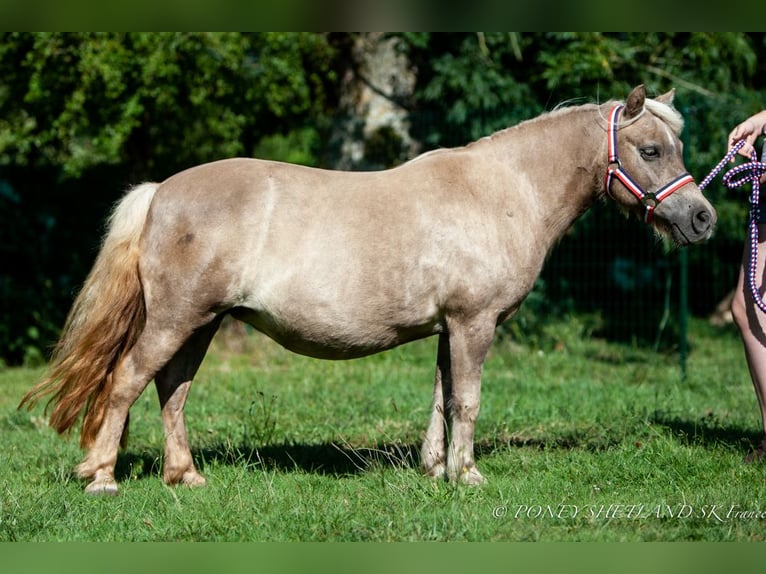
[604,103,695,223]
[699,139,766,313]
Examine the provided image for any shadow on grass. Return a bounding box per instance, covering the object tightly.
[197,441,422,477]
[115,417,766,482]
[651,412,764,460]
[114,441,423,482]
[114,431,626,482]
[115,409,766,482]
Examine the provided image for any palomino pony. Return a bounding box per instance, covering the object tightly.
[21,85,716,494]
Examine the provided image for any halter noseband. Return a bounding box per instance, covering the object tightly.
[604,103,695,223]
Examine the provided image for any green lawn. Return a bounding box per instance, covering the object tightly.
[2,317,765,541]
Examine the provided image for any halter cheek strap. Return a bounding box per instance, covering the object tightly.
[604,103,695,223]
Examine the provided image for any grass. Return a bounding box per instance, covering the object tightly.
[2,316,766,541]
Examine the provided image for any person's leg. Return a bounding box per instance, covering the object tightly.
[731,223,766,461]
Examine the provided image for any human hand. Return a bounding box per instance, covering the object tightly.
[728,110,766,159]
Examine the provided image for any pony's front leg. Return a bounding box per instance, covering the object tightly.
[444,315,495,486]
[421,334,450,479]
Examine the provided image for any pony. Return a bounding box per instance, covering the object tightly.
[20,85,716,494]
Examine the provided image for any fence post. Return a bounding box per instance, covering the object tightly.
[679,249,688,379]
[679,105,691,379]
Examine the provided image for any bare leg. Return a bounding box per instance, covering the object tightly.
[444,314,495,485]
[155,318,222,486]
[731,223,766,462]
[421,334,451,479]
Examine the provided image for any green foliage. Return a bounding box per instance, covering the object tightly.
[254,127,322,167]
[402,33,540,147]
[399,32,763,151]
[535,32,757,97]
[0,180,63,366]
[0,32,338,179]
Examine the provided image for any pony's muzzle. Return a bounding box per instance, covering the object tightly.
[676,204,716,245]
[692,207,715,238]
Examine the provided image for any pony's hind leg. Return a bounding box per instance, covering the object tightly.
[421,333,450,479]
[77,350,158,494]
[154,318,223,487]
[77,317,213,495]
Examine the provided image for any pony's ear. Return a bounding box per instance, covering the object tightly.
[654,88,676,106]
[623,84,646,119]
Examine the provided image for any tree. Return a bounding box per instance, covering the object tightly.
[0,32,342,365]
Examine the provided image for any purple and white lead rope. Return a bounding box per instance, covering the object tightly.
[700,140,766,312]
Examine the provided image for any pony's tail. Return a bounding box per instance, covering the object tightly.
[19,183,159,448]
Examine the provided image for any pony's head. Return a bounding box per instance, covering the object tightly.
[604,84,716,245]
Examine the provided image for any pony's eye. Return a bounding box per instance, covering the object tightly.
[640,146,660,160]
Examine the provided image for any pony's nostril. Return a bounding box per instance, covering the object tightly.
[693,209,712,234]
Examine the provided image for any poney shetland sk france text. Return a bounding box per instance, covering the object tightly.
[492,504,766,522]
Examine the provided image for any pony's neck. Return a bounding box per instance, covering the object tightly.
[482,103,609,239]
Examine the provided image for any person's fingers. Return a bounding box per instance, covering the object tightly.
[729,124,750,153]
[729,122,759,159]
[742,133,761,157]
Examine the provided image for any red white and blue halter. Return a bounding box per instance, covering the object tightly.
[604,103,695,223]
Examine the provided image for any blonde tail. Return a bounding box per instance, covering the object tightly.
[19,183,158,448]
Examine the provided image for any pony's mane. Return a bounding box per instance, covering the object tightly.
[644,98,684,134]
[586,96,684,135]
[411,94,685,159]
[458,102,598,149]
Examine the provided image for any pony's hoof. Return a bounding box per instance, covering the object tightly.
[84,478,119,496]
[182,471,206,487]
[456,466,486,486]
[422,461,447,480]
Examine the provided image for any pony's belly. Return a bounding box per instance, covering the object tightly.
[229,307,441,360]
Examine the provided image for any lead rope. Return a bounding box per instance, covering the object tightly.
[700,140,766,312]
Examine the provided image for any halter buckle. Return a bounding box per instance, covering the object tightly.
[641,193,658,208]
